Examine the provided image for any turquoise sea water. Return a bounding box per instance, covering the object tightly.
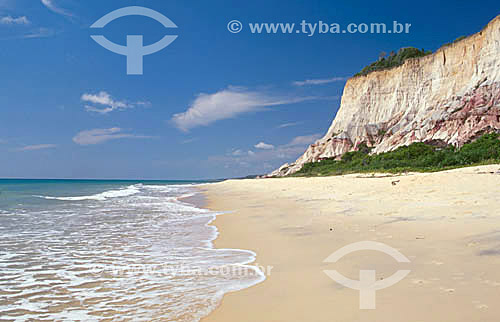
[0,179,264,321]
[0,179,209,211]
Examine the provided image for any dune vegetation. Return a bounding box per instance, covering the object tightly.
[293,133,500,176]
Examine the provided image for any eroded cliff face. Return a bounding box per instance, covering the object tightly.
[271,15,500,177]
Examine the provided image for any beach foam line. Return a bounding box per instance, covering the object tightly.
[35,185,141,201]
[7,182,265,321]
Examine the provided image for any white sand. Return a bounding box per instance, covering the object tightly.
[201,165,500,322]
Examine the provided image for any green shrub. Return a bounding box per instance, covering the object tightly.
[292,133,500,177]
[442,35,470,48]
[354,47,432,77]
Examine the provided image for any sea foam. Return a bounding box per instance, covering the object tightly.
[0,182,265,321]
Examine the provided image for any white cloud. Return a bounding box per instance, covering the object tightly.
[17,144,57,151]
[0,26,57,40]
[254,142,275,150]
[171,87,323,131]
[41,0,72,17]
[0,16,30,25]
[293,77,346,86]
[210,133,322,170]
[285,134,322,146]
[135,101,152,108]
[230,149,255,157]
[73,128,152,145]
[20,27,56,39]
[277,121,302,129]
[180,138,197,144]
[81,91,149,114]
[231,149,245,156]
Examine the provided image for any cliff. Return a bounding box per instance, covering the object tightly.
[271,14,500,177]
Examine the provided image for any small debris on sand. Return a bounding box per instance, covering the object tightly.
[392,180,400,186]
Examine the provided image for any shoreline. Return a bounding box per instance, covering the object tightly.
[200,164,500,322]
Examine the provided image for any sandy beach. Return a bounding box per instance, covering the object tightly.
[201,165,500,322]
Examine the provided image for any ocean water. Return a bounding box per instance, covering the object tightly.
[0,179,264,321]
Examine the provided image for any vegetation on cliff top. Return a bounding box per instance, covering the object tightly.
[354,47,432,77]
[354,32,472,77]
[440,34,470,49]
[293,133,500,177]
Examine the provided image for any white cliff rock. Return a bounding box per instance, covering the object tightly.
[271,15,500,177]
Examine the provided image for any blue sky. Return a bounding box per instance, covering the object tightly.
[0,0,498,179]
